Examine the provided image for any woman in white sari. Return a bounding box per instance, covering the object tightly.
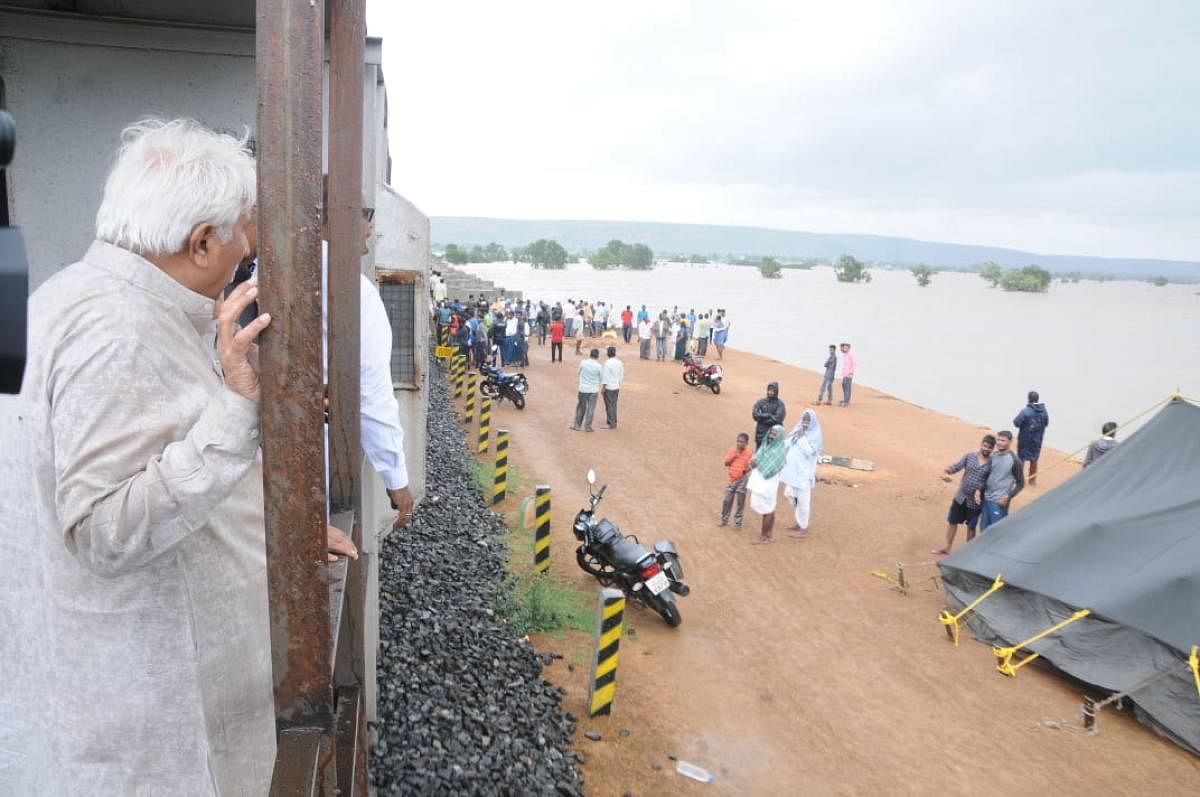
[781,408,823,538]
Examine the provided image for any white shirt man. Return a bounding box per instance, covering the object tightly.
[572,349,603,432]
[602,347,625,429]
[321,239,413,526]
[637,318,652,360]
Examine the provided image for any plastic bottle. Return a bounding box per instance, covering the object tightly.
[675,761,716,783]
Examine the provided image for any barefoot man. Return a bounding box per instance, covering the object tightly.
[932,434,995,555]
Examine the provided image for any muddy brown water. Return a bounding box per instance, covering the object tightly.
[458,260,1200,453]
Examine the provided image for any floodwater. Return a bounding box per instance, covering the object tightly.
[456,261,1200,453]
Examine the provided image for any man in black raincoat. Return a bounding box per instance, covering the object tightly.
[751,382,787,448]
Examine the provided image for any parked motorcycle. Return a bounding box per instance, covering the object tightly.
[682,353,722,394]
[572,469,690,627]
[478,362,529,410]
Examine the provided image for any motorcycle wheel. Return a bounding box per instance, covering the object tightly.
[682,371,699,386]
[710,382,721,395]
[652,592,683,628]
[576,549,618,587]
[509,390,526,410]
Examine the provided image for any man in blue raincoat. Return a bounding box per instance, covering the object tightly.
[1013,390,1050,485]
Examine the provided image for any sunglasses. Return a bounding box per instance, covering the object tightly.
[361,207,375,222]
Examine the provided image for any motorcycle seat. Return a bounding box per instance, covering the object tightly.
[594,520,648,568]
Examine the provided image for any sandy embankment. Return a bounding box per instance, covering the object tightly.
[456,334,1199,796]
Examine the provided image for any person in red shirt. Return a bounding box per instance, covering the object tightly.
[720,432,753,527]
[620,305,635,344]
[549,316,565,363]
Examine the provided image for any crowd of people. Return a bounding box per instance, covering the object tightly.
[434,287,876,546]
[432,296,735,370]
[438,291,1097,558]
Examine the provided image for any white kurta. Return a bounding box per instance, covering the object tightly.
[10,241,274,795]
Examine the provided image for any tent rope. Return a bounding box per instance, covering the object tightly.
[994,608,1091,677]
[1034,392,1186,479]
[1083,654,1198,734]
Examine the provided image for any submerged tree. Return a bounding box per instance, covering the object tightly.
[911,264,935,287]
[588,239,654,270]
[998,264,1052,293]
[834,254,871,283]
[759,257,783,279]
[442,243,469,265]
[526,239,569,269]
[979,261,1003,287]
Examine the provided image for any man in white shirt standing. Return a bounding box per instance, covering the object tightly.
[602,345,625,429]
[572,348,604,432]
[637,316,652,360]
[321,180,413,527]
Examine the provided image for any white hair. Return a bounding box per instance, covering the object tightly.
[95,118,255,257]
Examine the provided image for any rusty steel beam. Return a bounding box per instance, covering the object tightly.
[327,17,370,792]
[334,686,368,797]
[270,729,334,796]
[326,0,365,515]
[256,0,334,730]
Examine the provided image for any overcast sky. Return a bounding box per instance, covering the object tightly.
[365,1,1199,261]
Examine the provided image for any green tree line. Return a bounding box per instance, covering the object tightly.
[441,242,510,264]
[588,239,655,270]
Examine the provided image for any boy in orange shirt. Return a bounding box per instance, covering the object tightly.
[720,432,753,527]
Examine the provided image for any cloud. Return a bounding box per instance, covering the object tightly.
[367,0,1200,260]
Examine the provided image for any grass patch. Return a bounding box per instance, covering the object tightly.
[463,452,587,639]
[499,572,595,638]
[465,456,525,499]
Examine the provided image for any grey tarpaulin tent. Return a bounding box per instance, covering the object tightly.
[939,397,1200,755]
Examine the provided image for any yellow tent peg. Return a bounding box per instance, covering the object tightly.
[994,608,1091,677]
[939,574,1004,647]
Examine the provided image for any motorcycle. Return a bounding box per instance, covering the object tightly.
[682,353,722,394]
[572,469,690,627]
[478,362,529,410]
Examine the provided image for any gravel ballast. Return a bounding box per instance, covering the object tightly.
[371,356,584,795]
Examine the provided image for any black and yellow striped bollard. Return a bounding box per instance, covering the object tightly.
[465,372,477,425]
[533,485,551,573]
[478,396,491,455]
[587,588,626,717]
[453,355,465,399]
[492,429,509,504]
[439,325,449,346]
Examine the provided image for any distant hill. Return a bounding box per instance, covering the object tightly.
[431,217,1200,281]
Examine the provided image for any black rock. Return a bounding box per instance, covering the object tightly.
[370,352,583,794]
[584,730,602,742]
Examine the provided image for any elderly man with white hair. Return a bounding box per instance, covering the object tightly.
[13,118,354,794]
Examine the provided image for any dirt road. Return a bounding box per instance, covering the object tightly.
[463,337,1200,795]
